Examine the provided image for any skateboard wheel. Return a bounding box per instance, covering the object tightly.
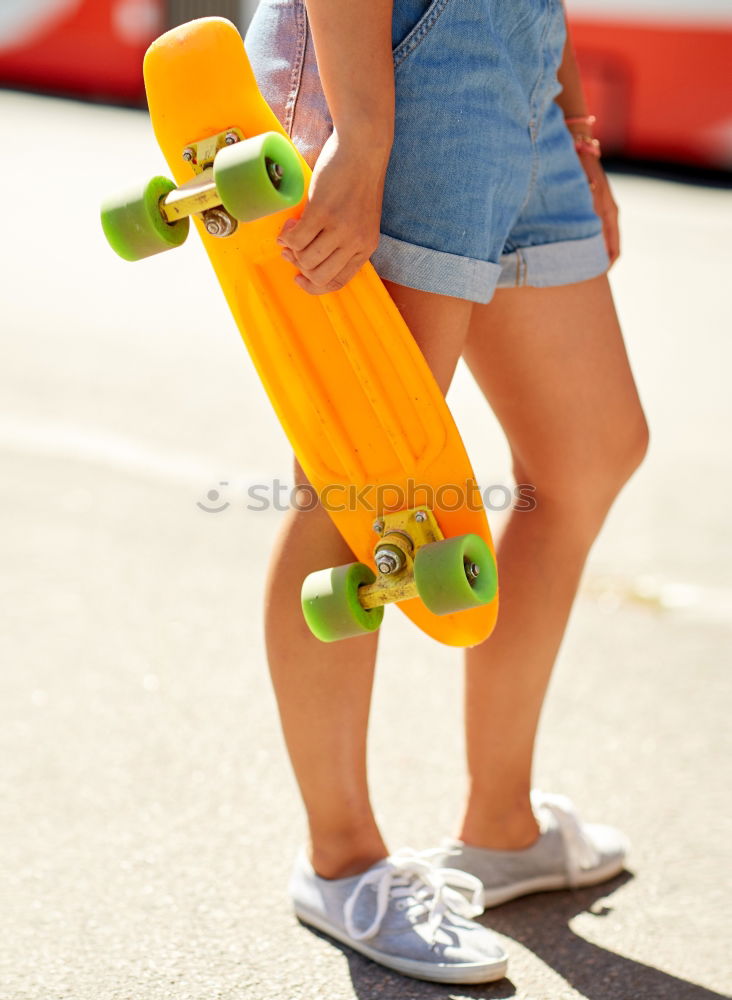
[101,176,189,261]
[414,534,497,615]
[213,132,305,222]
[301,562,384,642]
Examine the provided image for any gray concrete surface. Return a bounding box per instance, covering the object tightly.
[1,92,731,1000]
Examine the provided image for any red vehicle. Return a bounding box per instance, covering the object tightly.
[567,0,732,169]
[1,0,730,168]
[0,1,245,102]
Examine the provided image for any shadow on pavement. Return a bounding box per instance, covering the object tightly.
[483,873,728,1000]
[298,873,728,1000]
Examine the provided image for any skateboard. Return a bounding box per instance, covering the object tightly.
[101,17,499,647]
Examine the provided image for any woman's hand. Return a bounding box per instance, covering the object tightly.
[278,0,394,294]
[578,151,621,267]
[277,129,390,295]
[554,9,620,268]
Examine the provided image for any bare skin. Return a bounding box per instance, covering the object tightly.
[265,275,648,877]
[276,0,394,294]
[263,1,647,878]
[459,276,648,848]
[265,287,473,878]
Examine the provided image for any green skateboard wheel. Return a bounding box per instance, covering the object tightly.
[101,176,189,261]
[301,562,384,643]
[213,132,305,222]
[414,534,497,615]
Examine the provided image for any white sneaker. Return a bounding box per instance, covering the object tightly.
[290,847,508,984]
[436,792,629,908]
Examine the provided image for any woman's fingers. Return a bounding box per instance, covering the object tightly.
[294,251,367,296]
[284,229,341,272]
[279,210,377,295]
[303,244,364,288]
[580,155,621,268]
[280,218,374,294]
[281,235,353,285]
[595,179,620,267]
[602,203,620,266]
[277,212,323,254]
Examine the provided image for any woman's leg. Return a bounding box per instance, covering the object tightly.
[265,283,472,878]
[459,275,649,848]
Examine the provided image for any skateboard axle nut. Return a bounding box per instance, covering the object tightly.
[203,208,238,238]
[375,544,405,576]
[266,157,285,189]
[465,561,481,582]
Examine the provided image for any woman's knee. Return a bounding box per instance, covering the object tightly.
[621,406,650,479]
[514,406,649,539]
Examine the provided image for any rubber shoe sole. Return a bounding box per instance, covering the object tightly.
[481,853,627,908]
[294,904,508,984]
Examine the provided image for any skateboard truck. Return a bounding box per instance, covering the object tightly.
[359,506,444,610]
[158,127,248,237]
[301,503,496,641]
[100,127,305,262]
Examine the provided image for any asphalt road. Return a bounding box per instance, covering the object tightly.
[1,91,731,1000]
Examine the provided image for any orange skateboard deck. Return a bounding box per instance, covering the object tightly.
[113,17,498,647]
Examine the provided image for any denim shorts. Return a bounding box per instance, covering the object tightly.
[245,0,609,304]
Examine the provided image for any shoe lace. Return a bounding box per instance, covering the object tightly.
[343,847,484,944]
[532,791,601,886]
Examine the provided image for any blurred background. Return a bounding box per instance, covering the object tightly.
[0,0,730,170]
[1,3,731,1000]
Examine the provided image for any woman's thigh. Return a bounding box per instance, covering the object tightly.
[382,281,473,395]
[463,276,648,516]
